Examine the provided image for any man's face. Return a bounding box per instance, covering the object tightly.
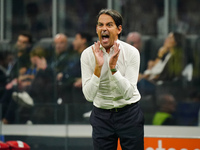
[96,14,122,50]
[16,35,30,51]
[54,36,68,55]
[126,34,142,51]
[73,33,85,52]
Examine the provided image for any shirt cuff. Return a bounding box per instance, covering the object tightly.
[111,71,123,82]
[92,74,100,86]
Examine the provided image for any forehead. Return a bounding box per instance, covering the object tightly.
[18,35,29,41]
[76,33,82,38]
[54,36,66,43]
[98,14,115,24]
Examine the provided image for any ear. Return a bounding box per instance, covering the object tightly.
[117,25,122,35]
[96,25,98,34]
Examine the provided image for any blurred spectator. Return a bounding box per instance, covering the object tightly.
[72,31,92,88]
[126,32,147,79]
[58,32,92,101]
[12,47,48,104]
[9,32,33,82]
[1,33,33,124]
[137,32,185,97]
[0,50,14,97]
[141,32,185,82]
[152,94,177,125]
[61,31,93,122]
[28,47,55,124]
[51,33,71,81]
[0,49,14,121]
[126,32,142,51]
[53,32,92,103]
[50,33,73,104]
[28,47,54,103]
[2,47,55,124]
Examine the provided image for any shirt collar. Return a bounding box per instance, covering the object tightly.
[99,39,119,53]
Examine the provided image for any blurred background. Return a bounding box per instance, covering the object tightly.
[0,0,200,149]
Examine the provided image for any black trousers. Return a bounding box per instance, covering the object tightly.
[90,102,144,150]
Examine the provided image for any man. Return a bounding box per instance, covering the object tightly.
[81,9,144,150]
[126,32,149,79]
[64,32,93,122]
[72,32,92,88]
[51,33,74,104]
[52,33,70,78]
[152,94,176,125]
[16,33,32,56]
[10,33,33,79]
[2,33,32,124]
[126,32,142,51]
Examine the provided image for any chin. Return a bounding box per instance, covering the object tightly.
[101,43,110,49]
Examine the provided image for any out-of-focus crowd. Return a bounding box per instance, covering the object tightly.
[0,32,93,124]
[0,31,200,125]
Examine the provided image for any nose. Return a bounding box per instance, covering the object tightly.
[102,25,107,31]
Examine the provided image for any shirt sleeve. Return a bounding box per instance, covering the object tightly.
[81,49,100,102]
[111,48,140,100]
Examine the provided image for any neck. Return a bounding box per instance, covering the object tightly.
[105,45,113,54]
[106,48,110,54]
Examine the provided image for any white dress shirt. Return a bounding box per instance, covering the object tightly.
[81,40,141,109]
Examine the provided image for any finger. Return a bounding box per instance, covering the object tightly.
[96,41,100,50]
[93,42,97,52]
[92,45,95,54]
[114,43,120,55]
[95,41,100,52]
[116,43,120,51]
[94,42,97,49]
[114,42,120,52]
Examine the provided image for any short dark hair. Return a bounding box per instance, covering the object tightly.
[20,32,33,44]
[78,32,93,46]
[96,9,123,38]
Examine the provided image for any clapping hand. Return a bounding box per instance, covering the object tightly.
[109,41,120,70]
[92,41,104,77]
[92,41,104,68]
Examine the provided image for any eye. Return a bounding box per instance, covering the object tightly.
[97,23,103,27]
[107,23,113,27]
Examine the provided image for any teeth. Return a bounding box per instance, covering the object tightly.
[101,31,109,37]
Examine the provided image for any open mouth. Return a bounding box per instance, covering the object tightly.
[101,34,110,43]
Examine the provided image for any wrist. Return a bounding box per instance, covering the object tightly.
[110,68,117,72]
[94,65,102,78]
